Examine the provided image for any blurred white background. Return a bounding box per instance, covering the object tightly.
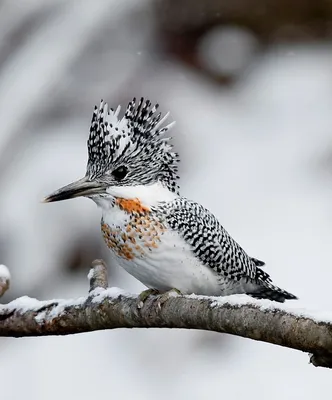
[1,0,332,398]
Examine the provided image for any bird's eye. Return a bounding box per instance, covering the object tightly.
[112,166,128,181]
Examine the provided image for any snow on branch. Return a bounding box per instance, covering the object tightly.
[0,264,10,298]
[0,259,332,369]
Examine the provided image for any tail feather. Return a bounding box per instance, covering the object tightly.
[249,285,298,303]
[249,267,298,303]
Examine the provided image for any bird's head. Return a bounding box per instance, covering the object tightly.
[43,98,180,205]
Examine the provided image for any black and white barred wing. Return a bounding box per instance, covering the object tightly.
[161,198,297,302]
[162,198,259,280]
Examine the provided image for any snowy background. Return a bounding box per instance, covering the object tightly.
[1,0,332,398]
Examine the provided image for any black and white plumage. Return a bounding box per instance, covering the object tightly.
[155,199,296,302]
[86,98,180,194]
[44,97,297,303]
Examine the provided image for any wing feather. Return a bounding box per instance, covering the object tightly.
[158,197,259,281]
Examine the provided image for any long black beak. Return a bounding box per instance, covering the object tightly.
[43,177,107,203]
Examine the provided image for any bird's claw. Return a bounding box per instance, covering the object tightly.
[157,288,182,309]
[137,288,159,309]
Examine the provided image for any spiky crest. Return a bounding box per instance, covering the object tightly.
[86,98,179,193]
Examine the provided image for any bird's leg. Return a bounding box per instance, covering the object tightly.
[157,288,182,309]
[137,288,160,309]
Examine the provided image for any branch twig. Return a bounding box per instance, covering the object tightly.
[0,260,331,369]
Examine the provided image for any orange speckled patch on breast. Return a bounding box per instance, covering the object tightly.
[101,212,167,261]
[101,223,137,260]
[115,198,150,214]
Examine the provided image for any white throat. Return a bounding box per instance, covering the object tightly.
[92,182,177,209]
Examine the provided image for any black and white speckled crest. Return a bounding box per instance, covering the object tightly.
[86,98,180,193]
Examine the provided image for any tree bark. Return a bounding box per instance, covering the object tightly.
[0,260,331,369]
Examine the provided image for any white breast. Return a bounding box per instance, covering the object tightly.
[101,207,222,296]
[94,183,224,296]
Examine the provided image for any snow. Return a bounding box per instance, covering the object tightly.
[0,295,78,318]
[0,264,10,282]
[206,294,332,324]
[90,286,131,303]
[0,287,130,321]
[0,264,10,296]
[87,268,95,281]
[44,297,86,320]
[5,296,50,312]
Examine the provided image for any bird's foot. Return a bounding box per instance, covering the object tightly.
[157,288,182,309]
[137,288,159,309]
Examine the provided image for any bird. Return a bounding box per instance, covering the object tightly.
[44,97,297,303]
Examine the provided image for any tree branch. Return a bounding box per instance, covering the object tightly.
[0,260,331,369]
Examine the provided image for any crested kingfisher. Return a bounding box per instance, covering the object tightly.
[44,98,297,303]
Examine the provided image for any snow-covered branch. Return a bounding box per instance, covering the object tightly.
[0,260,331,369]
